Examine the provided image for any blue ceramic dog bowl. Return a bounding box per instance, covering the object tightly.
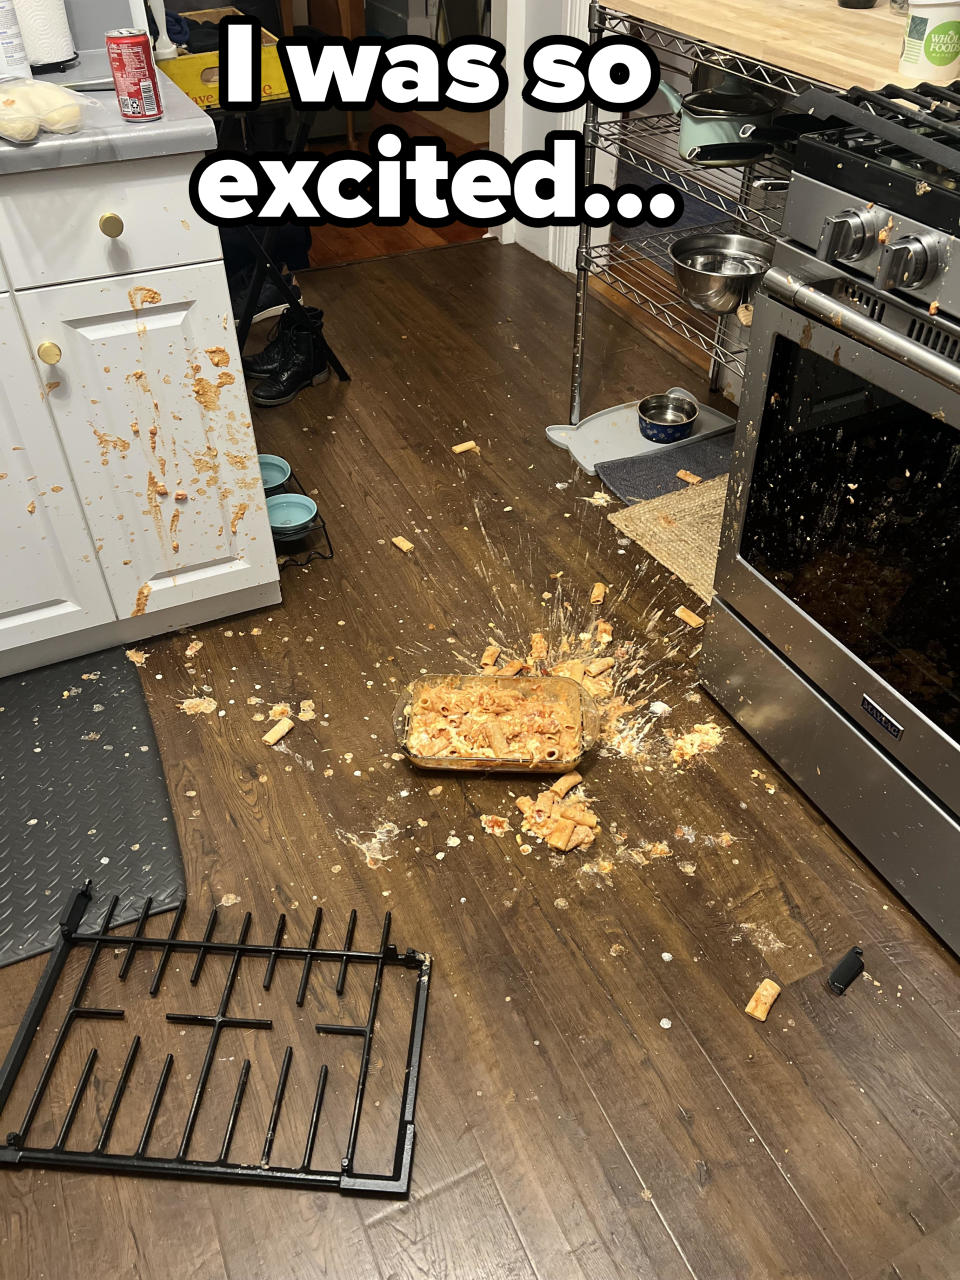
[259,454,292,495]
[638,391,699,444]
[267,493,317,535]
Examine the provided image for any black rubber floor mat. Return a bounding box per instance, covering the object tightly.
[0,648,184,967]
[597,431,735,504]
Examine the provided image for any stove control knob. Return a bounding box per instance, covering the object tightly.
[817,209,877,263]
[876,235,940,291]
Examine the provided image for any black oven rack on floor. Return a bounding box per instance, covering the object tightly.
[0,882,431,1198]
[273,468,334,570]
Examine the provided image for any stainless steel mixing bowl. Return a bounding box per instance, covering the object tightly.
[669,232,773,314]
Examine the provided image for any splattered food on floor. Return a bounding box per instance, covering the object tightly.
[745,979,781,1022]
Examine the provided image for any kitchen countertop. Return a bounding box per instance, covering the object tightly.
[0,74,216,176]
[607,0,906,91]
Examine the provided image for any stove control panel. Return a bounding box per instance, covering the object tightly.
[816,208,882,264]
[783,175,957,318]
[875,234,941,292]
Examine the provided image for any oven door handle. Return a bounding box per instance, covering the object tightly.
[763,266,960,394]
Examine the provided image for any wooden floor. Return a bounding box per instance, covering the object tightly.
[308,107,488,268]
[2,241,959,1280]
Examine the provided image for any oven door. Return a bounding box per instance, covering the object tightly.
[716,277,960,814]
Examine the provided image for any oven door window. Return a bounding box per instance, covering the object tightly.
[740,335,960,746]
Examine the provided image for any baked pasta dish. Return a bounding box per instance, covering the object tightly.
[402,675,589,769]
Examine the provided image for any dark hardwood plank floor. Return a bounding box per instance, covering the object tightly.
[1,241,958,1280]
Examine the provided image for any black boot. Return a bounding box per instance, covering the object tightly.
[250,312,330,407]
[230,267,302,326]
[243,306,324,381]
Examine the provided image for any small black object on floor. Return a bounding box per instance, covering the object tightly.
[828,947,866,995]
[597,432,735,504]
[0,649,184,967]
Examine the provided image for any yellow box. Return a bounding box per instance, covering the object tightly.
[158,7,289,111]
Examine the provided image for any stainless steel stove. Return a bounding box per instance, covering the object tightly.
[700,81,960,952]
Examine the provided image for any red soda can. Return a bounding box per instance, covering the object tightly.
[106,28,163,122]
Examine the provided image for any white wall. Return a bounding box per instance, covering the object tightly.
[490,0,616,268]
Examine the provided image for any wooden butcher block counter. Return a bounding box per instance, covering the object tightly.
[608,0,906,90]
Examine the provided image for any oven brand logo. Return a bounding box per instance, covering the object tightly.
[861,695,905,742]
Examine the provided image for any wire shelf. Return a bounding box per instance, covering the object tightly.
[584,223,754,377]
[597,9,833,96]
[594,113,791,236]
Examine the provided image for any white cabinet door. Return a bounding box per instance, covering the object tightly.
[0,294,116,649]
[16,263,278,622]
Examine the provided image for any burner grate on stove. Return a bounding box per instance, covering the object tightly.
[0,882,432,1197]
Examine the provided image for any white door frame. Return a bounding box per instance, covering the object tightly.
[489,0,617,268]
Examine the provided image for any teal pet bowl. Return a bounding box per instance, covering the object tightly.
[259,454,292,495]
[267,493,318,536]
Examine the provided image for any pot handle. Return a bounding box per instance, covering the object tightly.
[656,81,683,115]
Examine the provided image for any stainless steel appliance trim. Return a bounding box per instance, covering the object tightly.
[763,267,960,392]
[715,289,960,808]
[781,174,960,316]
[701,599,960,954]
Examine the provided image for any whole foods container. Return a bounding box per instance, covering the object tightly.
[899,0,960,82]
[394,674,600,773]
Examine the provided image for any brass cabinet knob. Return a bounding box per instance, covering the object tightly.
[99,212,124,238]
[37,341,62,365]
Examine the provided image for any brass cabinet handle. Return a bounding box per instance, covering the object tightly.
[37,341,62,365]
[99,212,124,238]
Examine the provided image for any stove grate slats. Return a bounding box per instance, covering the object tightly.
[0,881,432,1199]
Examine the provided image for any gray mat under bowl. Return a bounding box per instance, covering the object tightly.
[597,431,736,503]
[0,648,184,967]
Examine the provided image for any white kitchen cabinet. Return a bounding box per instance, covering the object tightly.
[0,155,221,291]
[0,79,281,677]
[0,293,116,650]
[15,263,277,623]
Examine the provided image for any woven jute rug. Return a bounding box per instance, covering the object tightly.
[608,474,729,605]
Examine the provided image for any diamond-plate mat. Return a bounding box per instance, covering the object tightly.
[0,648,184,967]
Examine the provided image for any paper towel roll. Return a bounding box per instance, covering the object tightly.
[12,0,75,69]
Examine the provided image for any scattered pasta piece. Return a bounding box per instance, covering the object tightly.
[551,772,582,799]
[452,440,479,454]
[480,643,501,668]
[590,582,607,605]
[392,536,415,553]
[745,979,781,1022]
[263,718,295,746]
[546,818,577,851]
[676,470,702,486]
[596,621,613,646]
[585,657,615,678]
[499,659,527,678]
[676,606,705,629]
